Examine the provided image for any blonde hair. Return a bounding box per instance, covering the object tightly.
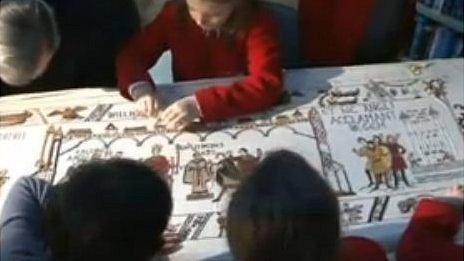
[178,0,259,37]
[0,0,60,86]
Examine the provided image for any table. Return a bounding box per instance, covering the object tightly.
[1,58,463,260]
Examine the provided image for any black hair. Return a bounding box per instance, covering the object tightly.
[227,150,340,261]
[44,158,172,261]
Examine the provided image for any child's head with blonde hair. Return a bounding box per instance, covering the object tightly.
[181,0,258,35]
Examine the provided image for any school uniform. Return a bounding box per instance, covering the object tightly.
[397,199,463,261]
[0,177,54,260]
[117,2,283,122]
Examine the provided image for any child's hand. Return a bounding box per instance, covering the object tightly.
[446,184,464,199]
[159,96,200,130]
[136,92,161,117]
[431,185,464,211]
[130,82,161,117]
[160,231,183,255]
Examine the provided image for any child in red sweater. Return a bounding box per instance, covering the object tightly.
[117,0,283,130]
[397,185,464,261]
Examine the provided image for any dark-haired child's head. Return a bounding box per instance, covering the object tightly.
[226,150,340,261]
[44,158,172,261]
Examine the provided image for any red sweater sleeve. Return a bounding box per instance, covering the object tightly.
[397,199,463,261]
[116,4,172,99]
[194,14,283,122]
[341,236,387,261]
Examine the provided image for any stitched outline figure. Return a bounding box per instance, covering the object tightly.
[386,134,411,188]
